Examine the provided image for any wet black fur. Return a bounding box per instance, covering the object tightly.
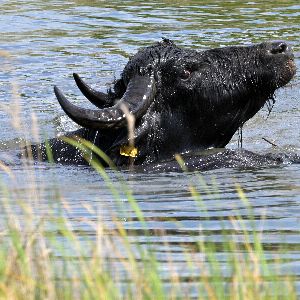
[25,39,296,170]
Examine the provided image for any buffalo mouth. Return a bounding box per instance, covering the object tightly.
[262,41,296,88]
[276,57,297,89]
[287,58,296,78]
[276,41,297,86]
[279,58,296,87]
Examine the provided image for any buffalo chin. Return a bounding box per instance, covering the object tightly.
[286,59,297,80]
[276,59,296,88]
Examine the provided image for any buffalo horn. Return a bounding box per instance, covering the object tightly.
[54,73,156,129]
[73,73,110,108]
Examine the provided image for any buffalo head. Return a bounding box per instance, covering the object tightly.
[29,39,296,166]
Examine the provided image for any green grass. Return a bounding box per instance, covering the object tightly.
[0,139,297,300]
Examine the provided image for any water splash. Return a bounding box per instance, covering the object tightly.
[237,125,243,148]
[265,95,276,118]
[88,131,99,164]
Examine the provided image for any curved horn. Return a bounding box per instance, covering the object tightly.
[73,73,111,108]
[54,73,156,130]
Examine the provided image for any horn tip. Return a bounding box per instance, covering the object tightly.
[53,85,60,94]
[53,86,65,102]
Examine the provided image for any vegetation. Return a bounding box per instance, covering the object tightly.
[0,49,298,300]
[0,140,297,299]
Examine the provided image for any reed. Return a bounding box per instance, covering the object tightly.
[0,51,297,300]
[0,141,297,299]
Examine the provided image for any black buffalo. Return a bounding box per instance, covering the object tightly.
[26,39,296,170]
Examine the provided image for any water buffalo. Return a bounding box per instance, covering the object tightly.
[25,39,296,170]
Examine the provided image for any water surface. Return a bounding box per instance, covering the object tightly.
[0,0,299,295]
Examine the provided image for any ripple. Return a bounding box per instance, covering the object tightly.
[0,0,300,292]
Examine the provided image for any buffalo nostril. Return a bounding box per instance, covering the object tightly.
[270,42,288,54]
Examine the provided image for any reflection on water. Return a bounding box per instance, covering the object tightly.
[0,0,300,295]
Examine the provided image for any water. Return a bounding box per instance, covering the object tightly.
[0,0,300,295]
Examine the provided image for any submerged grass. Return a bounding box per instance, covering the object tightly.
[0,51,298,299]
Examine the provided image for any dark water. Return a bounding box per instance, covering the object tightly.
[0,0,300,294]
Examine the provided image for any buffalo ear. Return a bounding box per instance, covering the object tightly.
[54,73,156,130]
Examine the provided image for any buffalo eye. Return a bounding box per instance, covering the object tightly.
[181,69,191,81]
